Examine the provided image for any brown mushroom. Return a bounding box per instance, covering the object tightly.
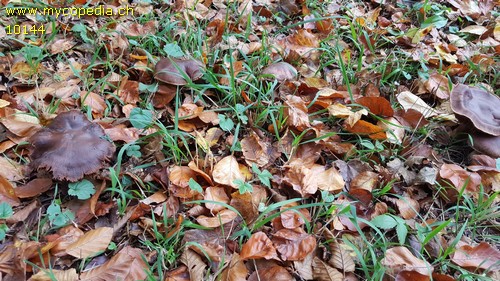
[29,110,115,182]
[261,62,298,82]
[450,84,500,136]
[471,133,500,158]
[154,57,205,85]
[450,84,500,158]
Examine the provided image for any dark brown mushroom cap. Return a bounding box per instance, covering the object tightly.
[471,133,500,158]
[450,84,500,136]
[154,57,205,85]
[29,110,115,182]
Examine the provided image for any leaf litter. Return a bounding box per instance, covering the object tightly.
[0,0,499,280]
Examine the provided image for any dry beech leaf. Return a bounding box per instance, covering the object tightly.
[280,204,311,229]
[80,246,148,281]
[381,246,433,276]
[317,166,345,192]
[397,91,439,118]
[439,163,482,192]
[294,250,314,280]
[378,117,405,144]
[220,253,248,281]
[355,96,394,117]
[424,73,450,100]
[29,268,78,281]
[451,242,500,270]
[247,265,294,281]
[180,248,207,281]
[272,228,316,261]
[0,174,20,206]
[396,197,420,219]
[394,109,429,130]
[395,270,431,281]
[350,171,378,191]
[14,178,52,198]
[164,265,190,281]
[105,126,140,143]
[313,256,344,281]
[329,243,355,272]
[284,95,310,131]
[241,133,272,167]
[81,91,106,117]
[196,209,238,228]
[212,156,245,189]
[65,227,113,259]
[240,231,278,260]
[204,186,229,213]
[0,156,25,181]
[169,166,198,188]
[344,120,387,140]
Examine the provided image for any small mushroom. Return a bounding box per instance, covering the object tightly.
[29,110,115,182]
[450,84,500,157]
[154,57,205,86]
[450,84,500,136]
[261,62,298,82]
[471,133,500,158]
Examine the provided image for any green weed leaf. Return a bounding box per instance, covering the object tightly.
[218,114,234,132]
[47,202,75,227]
[164,43,185,58]
[370,214,398,229]
[0,202,13,219]
[0,224,8,240]
[126,144,142,158]
[234,179,253,194]
[68,179,96,200]
[130,108,153,129]
[189,178,203,193]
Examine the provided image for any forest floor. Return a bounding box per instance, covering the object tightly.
[0,0,499,280]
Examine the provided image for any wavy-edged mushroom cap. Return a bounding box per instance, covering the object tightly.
[450,84,500,136]
[471,133,500,158]
[261,62,298,82]
[29,110,115,182]
[154,57,205,85]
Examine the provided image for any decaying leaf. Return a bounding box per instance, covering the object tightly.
[65,227,113,259]
[196,209,238,228]
[220,253,248,281]
[381,246,433,277]
[212,156,245,189]
[329,243,355,272]
[272,228,316,261]
[451,242,500,270]
[80,246,148,281]
[439,164,482,193]
[397,91,439,118]
[240,232,278,260]
[180,248,207,281]
[313,256,344,281]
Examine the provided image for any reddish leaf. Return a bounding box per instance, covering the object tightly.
[355,97,394,117]
[79,246,148,281]
[14,178,52,198]
[272,228,316,261]
[240,232,278,260]
[396,270,430,281]
[343,120,387,140]
[381,247,433,276]
[439,164,482,192]
[451,242,500,270]
[247,265,293,281]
